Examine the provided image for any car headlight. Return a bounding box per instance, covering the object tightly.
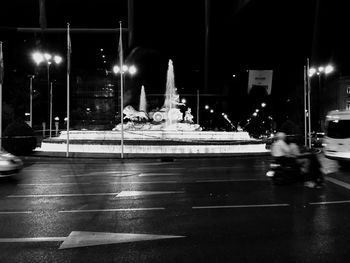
[0,160,11,166]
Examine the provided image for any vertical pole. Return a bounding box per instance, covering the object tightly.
[29,76,33,127]
[204,0,210,94]
[47,63,50,126]
[119,21,124,159]
[303,66,307,147]
[66,23,71,158]
[196,89,199,125]
[0,42,2,150]
[49,82,53,138]
[307,58,312,148]
[42,122,46,138]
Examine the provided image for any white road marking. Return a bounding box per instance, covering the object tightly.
[59,207,165,213]
[0,237,66,243]
[0,211,33,214]
[0,231,185,249]
[192,204,290,209]
[18,181,178,186]
[325,176,350,190]
[196,179,268,183]
[59,231,185,249]
[105,181,178,184]
[138,173,181,177]
[19,183,91,186]
[61,171,137,177]
[7,193,119,198]
[196,165,268,170]
[116,191,184,197]
[309,200,350,205]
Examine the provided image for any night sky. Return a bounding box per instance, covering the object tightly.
[0,0,349,129]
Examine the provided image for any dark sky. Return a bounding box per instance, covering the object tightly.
[1,0,349,125]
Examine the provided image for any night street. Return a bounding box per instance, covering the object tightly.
[0,155,349,262]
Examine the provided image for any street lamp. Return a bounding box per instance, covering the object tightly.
[32,51,62,137]
[113,64,137,75]
[28,75,34,127]
[308,63,335,144]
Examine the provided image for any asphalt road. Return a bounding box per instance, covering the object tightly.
[0,155,350,262]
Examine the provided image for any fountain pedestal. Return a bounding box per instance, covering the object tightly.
[38,130,268,156]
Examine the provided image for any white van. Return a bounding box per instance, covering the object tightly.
[323,110,350,163]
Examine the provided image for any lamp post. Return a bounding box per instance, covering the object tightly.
[112,64,137,158]
[32,52,62,137]
[308,64,334,133]
[28,75,34,127]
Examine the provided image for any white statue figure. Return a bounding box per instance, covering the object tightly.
[123,105,149,121]
[184,108,194,123]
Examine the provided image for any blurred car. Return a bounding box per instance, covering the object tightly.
[0,151,23,177]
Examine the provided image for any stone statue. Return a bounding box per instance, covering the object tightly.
[184,108,194,123]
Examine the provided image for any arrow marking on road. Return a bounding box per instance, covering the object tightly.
[116,191,184,197]
[59,231,185,249]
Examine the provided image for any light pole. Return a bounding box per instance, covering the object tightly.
[112,64,137,158]
[32,52,62,137]
[28,75,34,127]
[308,64,334,136]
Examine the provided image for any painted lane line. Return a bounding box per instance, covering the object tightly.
[192,204,290,209]
[59,207,165,213]
[19,183,91,186]
[196,166,268,170]
[116,191,184,197]
[309,200,350,205]
[0,211,33,214]
[61,172,138,178]
[18,181,178,186]
[0,237,66,243]
[105,181,178,184]
[325,176,350,191]
[196,179,268,183]
[7,193,119,198]
[138,173,181,177]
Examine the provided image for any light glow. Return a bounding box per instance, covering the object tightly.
[325,65,334,74]
[32,52,44,65]
[128,65,137,75]
[113,65,120,74]
[54,55,62,64]
[309,67,316,77]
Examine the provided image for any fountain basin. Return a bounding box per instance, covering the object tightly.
[38,130,269,157]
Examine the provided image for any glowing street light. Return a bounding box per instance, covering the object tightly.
[32,51,62,137]
[113,64,137,75]
[325,65,334,74]
[309,64,334,77]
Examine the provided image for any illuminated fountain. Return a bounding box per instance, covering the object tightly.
[139,85,147,113]
[113,59,200,131]
[39,59,268,156]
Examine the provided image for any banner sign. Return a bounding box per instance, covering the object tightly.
[248,70,273,95]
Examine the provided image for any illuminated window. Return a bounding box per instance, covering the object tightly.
[347,101,350,110]
[347,86,350,94]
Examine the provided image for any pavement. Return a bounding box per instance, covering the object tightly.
[1,154,350,262]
